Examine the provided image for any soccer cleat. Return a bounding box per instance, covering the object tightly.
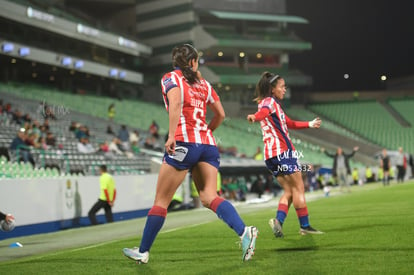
[240,226,258,261]
[269,218,284,238]
[122,247,149,264]
[299,226,324,235]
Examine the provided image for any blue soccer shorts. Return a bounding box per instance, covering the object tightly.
[265,150,302,177]
[163,141,220,170]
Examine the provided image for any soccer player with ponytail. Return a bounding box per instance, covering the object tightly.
[123,44,258,264]
[247,72,323,237]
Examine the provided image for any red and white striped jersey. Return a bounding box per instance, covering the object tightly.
[161,69,220,145]
[256,97,309,160]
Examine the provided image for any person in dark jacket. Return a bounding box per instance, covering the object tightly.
[9,129,35,167]
[322,146,359,192]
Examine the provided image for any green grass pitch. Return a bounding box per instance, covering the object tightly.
[1,181,413,274]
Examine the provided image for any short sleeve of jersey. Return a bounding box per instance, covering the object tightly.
[206,81,220,104]
[161,72,179,94]
[260,97,277,113]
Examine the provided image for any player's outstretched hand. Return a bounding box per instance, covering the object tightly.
[309,117,322,128]
[247,114,256,123]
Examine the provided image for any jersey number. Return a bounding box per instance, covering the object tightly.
[193,108,207,130]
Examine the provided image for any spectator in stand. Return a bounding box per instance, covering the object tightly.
[11,109,23,125]
[69,121,78,132]
[23,113,31,124]
[39,136,48,150]
[98,141,110,154]
[30,120,42,138]
[149,120,159,139]
[22,121,31,133]
[106,125,115,136]
[26,133,41,149]
[108,137,134,158]
[144,135,156,149]
[42,119,50,131]
[0,104,7,124]
[77,137,96,154]
[9,128,35,167]
[45,131,56,147]
[39,125,47,138]
[108,137,124,155]
[75,125,88,140]
[130,130,141,154]
[84,125,91,138]
[118,125,130,151]
[130,129,140,145]
[42,101,56,120]
[108,103,116,122]
[4,102,12,113]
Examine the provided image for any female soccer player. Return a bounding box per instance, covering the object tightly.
[123,44,258,263]
[247,72,323,237]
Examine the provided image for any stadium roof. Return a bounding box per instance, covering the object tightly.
[209,10,309,24]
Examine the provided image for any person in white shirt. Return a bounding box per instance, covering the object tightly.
[77,137,96,154]
[108,137,124,155]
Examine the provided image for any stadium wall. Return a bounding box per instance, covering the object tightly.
[0,174,190,240]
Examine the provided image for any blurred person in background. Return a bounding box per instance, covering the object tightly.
[123,44,257,264]
[380,149,391,185]
[129,129,140,145]
[149,120,159,139]
[247,72,323,238]
[108,137,124,156]
[45,131,56,147]
[9,128,35,167]
[117,125,130,151]
[365,166,375,183]
[129,129,140,154]
[108,103,115,122]
[395,147,406,183]
[352,167,359,185]
[253,146,263,160]
[322,146,359,192]
[88,165,116,225]
[77,137,96,154]
[106,125,116,136]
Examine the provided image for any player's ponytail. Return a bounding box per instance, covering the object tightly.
[172,44,199,84]
[253,71,281,103]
